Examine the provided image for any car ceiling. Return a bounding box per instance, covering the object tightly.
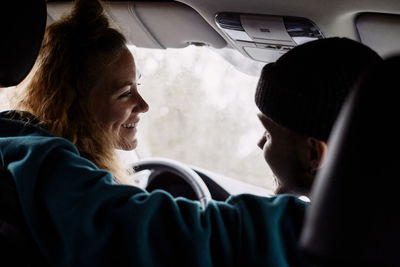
[46,0,400,61]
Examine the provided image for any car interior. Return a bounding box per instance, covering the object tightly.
[1,0,400,265]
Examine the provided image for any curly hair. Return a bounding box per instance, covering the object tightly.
[17,0,131,183]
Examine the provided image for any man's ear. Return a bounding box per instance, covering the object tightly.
[307,137,327,173]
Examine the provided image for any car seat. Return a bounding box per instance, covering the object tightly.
[0,0,47,265]
[300,55,400,265]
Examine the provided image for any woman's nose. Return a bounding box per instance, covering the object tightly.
[134,93,149,113]
[140,98,149,113]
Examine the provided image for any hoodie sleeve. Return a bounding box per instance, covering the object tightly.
[1,136,309,267]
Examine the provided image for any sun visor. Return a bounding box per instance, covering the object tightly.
[216,13,324,62]
[47,1,227,49]
[356,13,400,57]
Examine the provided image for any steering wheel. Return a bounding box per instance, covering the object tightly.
[131,157,212,209]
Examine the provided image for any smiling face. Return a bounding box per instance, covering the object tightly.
[89,47,149,150]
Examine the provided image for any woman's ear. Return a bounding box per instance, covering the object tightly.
[307,137,327,175]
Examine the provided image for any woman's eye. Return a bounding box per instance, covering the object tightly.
[119,89,132,98]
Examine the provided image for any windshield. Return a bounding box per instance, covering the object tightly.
[129,45,275,190]
[0,45,276,190]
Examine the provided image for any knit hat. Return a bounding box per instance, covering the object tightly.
[255,37,381,141]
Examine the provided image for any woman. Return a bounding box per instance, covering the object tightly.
[0,1,311,265]
[17,0,148,183]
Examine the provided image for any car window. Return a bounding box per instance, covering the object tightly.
[0,45,275,190]
[128,45,275,190]
[0,86,14,111]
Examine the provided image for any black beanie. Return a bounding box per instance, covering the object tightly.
[255,37,382,141]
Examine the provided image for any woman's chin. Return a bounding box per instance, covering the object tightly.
[117,138,137,151]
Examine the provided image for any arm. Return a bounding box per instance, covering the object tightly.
[3,137,308,266]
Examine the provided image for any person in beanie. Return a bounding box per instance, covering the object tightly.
[255,37,382,197]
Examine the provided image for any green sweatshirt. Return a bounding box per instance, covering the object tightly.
[0,113,310,266]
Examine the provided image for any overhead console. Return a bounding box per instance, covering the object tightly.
[216,13,324,62]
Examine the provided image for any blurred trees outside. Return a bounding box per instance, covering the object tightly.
[131,46,275,190]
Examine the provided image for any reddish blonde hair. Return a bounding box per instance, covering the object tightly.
[17,0,131,183]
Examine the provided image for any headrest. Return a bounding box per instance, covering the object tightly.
[300,55,400,265]
[0,1,47,87]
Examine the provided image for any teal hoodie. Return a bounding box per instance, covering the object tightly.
[0,113,310,266]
